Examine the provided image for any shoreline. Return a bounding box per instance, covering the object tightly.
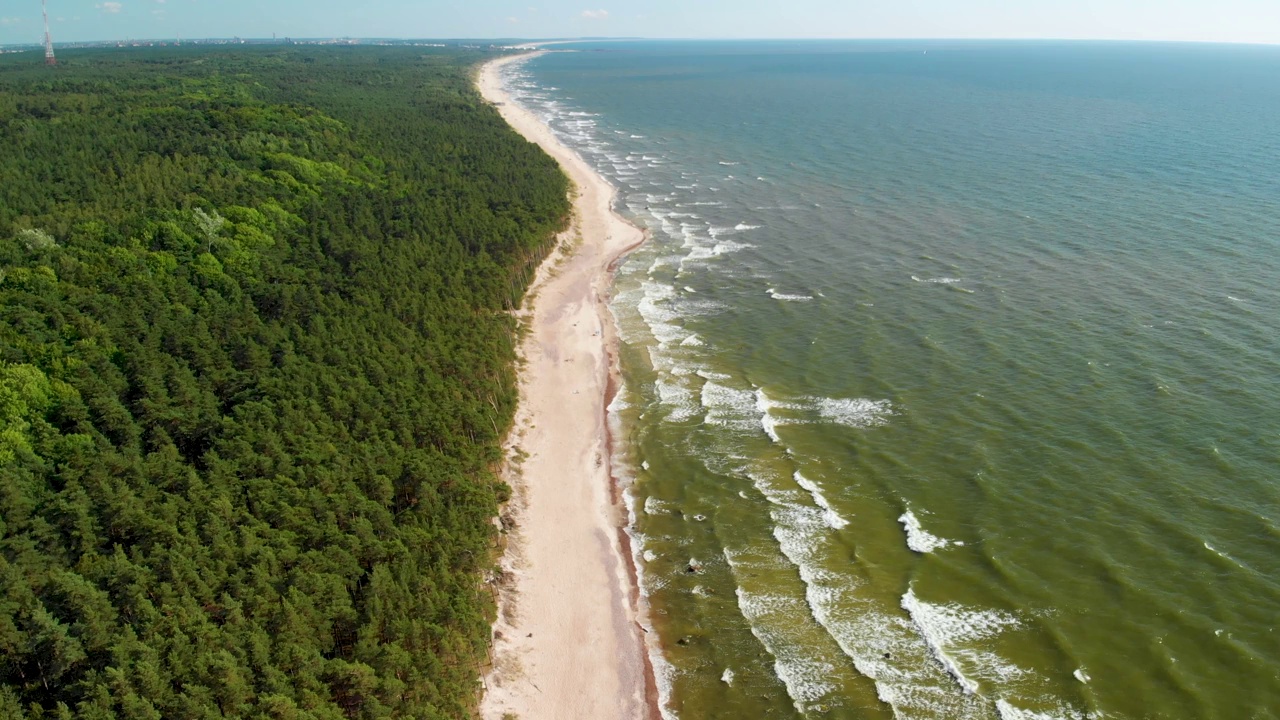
[476,52,660,720]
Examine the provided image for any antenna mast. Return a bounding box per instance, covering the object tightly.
[43,0,56,66]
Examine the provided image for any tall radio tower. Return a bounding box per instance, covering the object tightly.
[42,0,56,66]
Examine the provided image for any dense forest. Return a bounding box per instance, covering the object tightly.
[0,46,569,718]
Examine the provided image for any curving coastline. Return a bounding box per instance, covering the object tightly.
[476,52,658,720]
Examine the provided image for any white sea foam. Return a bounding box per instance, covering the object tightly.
[996,699,1092,720]
[902,588,1021,695]
[1073,668,1090,683]
[645,346,676,375]
[619,492,679,720]
[719,161,739,165]
[609,285,648,344]
[815,397,894,428]
[771,562,999,718]
[731,453,1003,719]
[755,389,894,437]
[768,288,815,302]
[724,550,840,712]
[793,471,849,529]
[1204,541,1250,571]
[735,223,761,231]
[637,281,690,345]
[655,378,700,422]
[607,392,631,412]
[643,496,674,515]
[899,510,954,553]
[721,668,735,685]
[645,255,680,275]
[745,470,994,718]
[702,382,760,432]
[912,275,963,284]
[677,227,702,248]
[682,245,716,263]
[680,239,747,269]
[712,239,751,255]
[696,368,732,382]
[754,388,785,443]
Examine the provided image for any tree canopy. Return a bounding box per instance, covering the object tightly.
[0,46,569,719]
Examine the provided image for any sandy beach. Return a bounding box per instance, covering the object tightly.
[476,52,656,720]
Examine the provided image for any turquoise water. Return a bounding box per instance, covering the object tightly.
[499,41,1280,719]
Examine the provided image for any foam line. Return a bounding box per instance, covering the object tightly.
[794,471,850,530]
[899,510,954,553]
[901,588,1020,696]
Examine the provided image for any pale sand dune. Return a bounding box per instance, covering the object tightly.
[476,53,657,720]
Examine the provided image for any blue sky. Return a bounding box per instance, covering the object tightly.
[2,0,1278,46]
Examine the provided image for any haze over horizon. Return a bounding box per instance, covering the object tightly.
[2,0,1279,47]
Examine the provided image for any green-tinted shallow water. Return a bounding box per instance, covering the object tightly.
[501,41,1280,719]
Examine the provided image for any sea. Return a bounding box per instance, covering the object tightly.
[497,41,1280,719]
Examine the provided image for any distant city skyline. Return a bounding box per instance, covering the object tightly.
[2,0,1278,47]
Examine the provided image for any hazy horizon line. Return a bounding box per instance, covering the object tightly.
[4,36,1279,49]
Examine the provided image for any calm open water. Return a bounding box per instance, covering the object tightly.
[500,40,1280,719]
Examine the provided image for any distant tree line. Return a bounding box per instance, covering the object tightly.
[0,46,569,719]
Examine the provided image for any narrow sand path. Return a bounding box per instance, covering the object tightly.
[477,52,656,720]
